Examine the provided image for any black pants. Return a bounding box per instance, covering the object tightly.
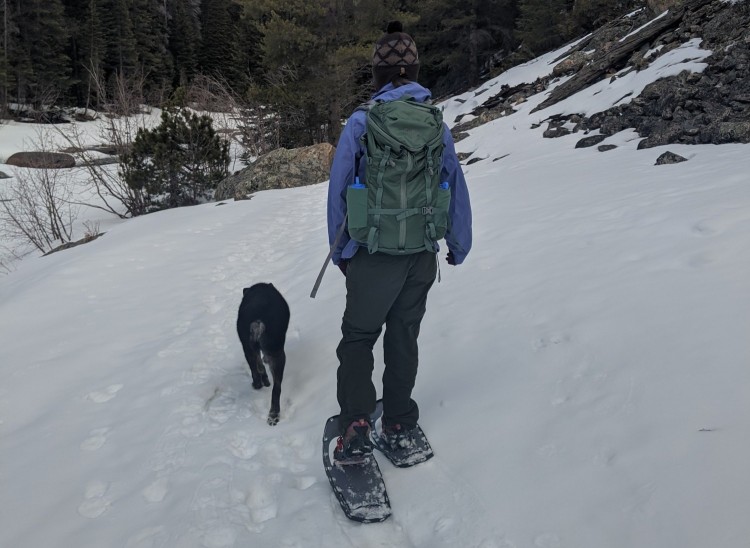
[336,249,437,433]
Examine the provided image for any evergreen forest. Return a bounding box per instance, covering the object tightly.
[0,0,636,147]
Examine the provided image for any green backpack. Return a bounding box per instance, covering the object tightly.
[346,98,450,255]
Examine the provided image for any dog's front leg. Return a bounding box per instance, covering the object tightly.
[265,350,285,425]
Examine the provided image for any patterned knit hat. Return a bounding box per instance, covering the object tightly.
[372,21,420,90]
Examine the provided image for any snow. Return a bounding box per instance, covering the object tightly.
[2,18,750,548]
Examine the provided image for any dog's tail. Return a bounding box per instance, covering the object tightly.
[250,321,265,343]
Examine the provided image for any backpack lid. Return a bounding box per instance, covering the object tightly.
[365,99,443,153]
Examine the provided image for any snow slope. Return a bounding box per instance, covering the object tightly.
[2,32,750,548]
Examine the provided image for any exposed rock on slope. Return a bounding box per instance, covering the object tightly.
[216,143,334,201]
[454,0,750,148]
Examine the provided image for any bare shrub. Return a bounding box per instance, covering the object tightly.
[262,65,307,150]
[185,74,277,161]
[0,131,79,253]
[82,220,100,240]
[53,65,153,218]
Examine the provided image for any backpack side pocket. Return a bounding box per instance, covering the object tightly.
[346,181,369,238]
[433,182,451,240]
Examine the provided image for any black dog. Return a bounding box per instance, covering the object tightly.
[236,283,290,426]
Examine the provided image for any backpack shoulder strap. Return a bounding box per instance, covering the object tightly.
[354,99,378,114]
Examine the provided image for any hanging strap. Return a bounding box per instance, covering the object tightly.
[310,213,348,299]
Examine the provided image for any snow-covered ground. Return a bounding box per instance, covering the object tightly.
[2,28,750,548]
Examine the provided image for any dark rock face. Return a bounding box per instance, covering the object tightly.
[451,78,550,140]
[655,151,688,164]
[570,0,750,148]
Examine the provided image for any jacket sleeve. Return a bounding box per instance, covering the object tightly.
[441,124,472,264]
[327,113,366,265]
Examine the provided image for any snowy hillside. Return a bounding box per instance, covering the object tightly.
[2,26,750,548]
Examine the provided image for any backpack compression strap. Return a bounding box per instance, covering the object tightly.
[366,145,393,253]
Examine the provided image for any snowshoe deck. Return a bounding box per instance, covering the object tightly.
[370,399,434,468]
[322,415,391,523]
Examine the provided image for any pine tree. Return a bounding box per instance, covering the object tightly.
[516,0,569,55]
[121,107,230,211]
[130,0,173,101]
[10,0,72,107]
[1,0,10,111]
[571,0,633,32]
[167,0,200,88]
[245,0,405,145]
[198,0,246,89]
[62,0,107,107]
[100,0,137,77]
[405,0,518,97]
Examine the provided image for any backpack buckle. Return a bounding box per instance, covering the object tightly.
[422,207,433,215]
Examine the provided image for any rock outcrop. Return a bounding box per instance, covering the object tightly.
[216,143,335,201]
[453,0,750,149]
[5,151,76,169]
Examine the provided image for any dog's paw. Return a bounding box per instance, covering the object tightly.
[267,412,279,426]
[252,380,264,390]
[262,374,271,387]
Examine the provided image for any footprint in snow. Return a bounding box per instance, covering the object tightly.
[294,476,316,490]
[200,527,237,548]
[533,334,571,352]
[227,431,259,460]
[85,384,123,403]
[247,481,279,524]
[434,516,456,534]
[78,480,112,518]
[203,295,223,315]
[173,320,192,335]
[485,538,518,548]
[80,427,110,451]
[142,477,169,503]
[691,220,719,236]
[125,526,167,548]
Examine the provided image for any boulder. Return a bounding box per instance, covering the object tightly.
[6,152,76,169]
[575,135,608,148]
[598,144,618,152]
[655,151,688,164]
[216,143,335,201]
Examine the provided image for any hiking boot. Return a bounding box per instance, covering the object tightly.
[333,418,373,464]
[380,421,416,452]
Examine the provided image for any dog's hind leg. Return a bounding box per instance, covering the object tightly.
[240,340,269,389]
[265,349,286,425]
[249,321,271,388]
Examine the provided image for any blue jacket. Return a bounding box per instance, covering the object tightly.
[327,82,473,265]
